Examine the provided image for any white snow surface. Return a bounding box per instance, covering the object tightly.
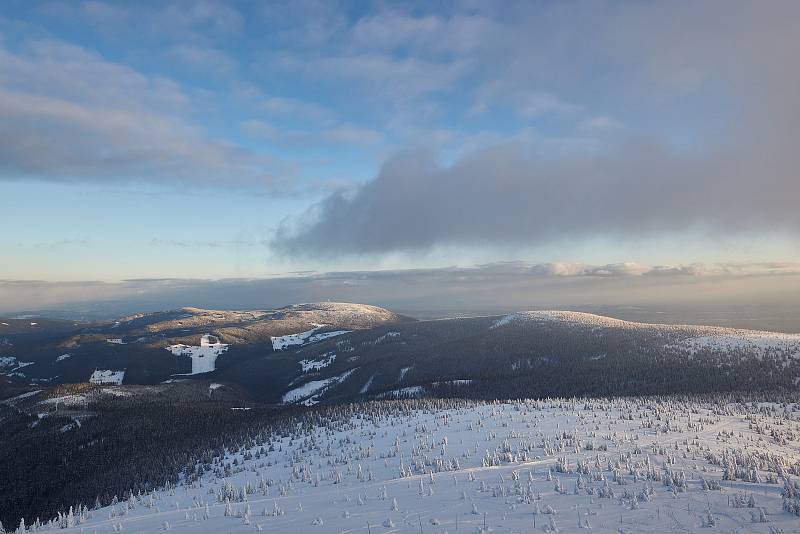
[298,352,336,372]
[0,356,34,373]
[492,310,800,362]
[678,332,800,359]
[89,369,125,385]
[18,396,800,533]
[56,353,72,362]
[0,389,42,405]
[398,366,412,381]
[167,334,229,375]
[281,369,356,405]
[359,374,375,394]
[492,310,649,329]
[271,326,350,350]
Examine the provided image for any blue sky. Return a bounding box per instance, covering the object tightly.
[1,1,799,300]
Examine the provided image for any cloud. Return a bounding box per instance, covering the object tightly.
[2,261,799,322]
[169,44,237,73]
[470,81,580,118]
[242,119,383,147]
[271,135,798,255]
[69,1,244,40]
[272,1,800,256]
[0,39,292,189]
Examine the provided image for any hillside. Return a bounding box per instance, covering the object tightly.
[4,306,800,530]
[0,302,412,393]
[4,306,800,407]
[4,393,800,532]
[236,310,800,405]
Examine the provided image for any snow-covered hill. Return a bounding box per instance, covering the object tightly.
[15,396,800,533]
[492,310,800,363]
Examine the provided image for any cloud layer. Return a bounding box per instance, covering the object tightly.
[0,38,290,189]
[273,1,800,255]
[3,262,799,324]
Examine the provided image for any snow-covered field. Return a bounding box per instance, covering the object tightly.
[166,334,229,375]
[24,396,800,533]
[271,326,350,351]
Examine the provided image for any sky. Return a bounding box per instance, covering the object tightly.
[1,1,800,316]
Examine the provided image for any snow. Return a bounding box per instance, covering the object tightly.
[432,379,474,386]
[56,353,72,362]
[209,383,224,391]
[298,352,336,372]
[89,369,125,385]
[492,310,800,364]
[271,326,350,351]
[307,330,350,344]
[365,331,402,346]
[360,374,375,394]
[0,389,42,405]
[200,334,221,347]
[167,334,229,375]
[377,385,425,399]
[102,387,133,397]
[18,395,800,533]
[40,394,87,406]
[281,369,357,404]
[106,338,126,344]
[0,356,34,374]
[398,366,412,381]
[492,310,636,329]
[677,332,800,359]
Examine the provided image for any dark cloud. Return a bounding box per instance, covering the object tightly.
[273,1,800,256]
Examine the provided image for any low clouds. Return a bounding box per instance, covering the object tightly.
[2,262,799,325]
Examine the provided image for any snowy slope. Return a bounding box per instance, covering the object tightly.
[166,334,229,375]
[17,395,800,533]
[281,369,357,405]
[492,310,800,361]
[271,326,350,351]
